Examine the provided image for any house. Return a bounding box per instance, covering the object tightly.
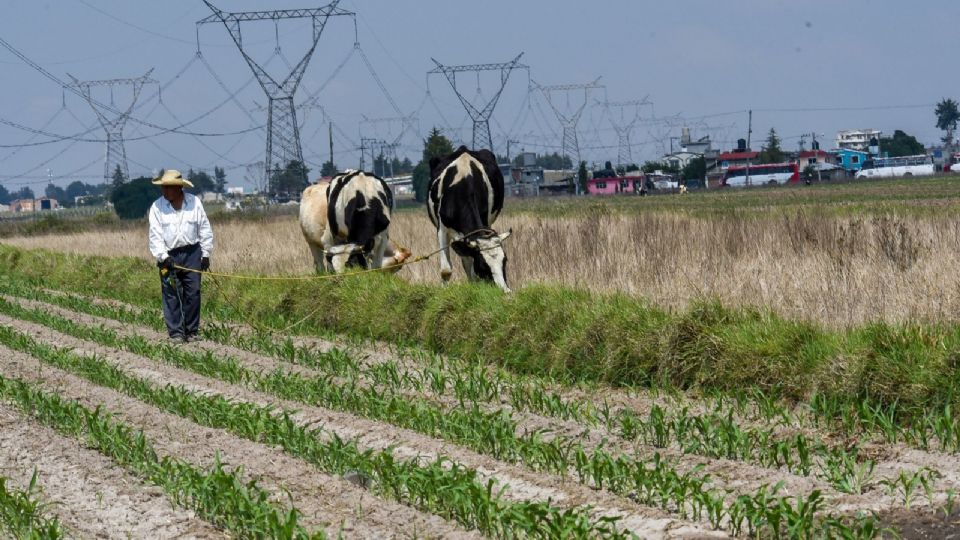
[836,129,881,152]
[832,148,870,173]
[662,150,702,170]
[796,150,837,169]
[9,199,36,212]
[586,174,644,195]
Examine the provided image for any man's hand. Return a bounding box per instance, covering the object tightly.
[200,257,210,272]
[158,257,174,272]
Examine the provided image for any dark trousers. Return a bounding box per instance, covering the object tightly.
[160,243,202,338]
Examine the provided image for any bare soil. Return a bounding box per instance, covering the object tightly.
[0,344,476,539]
[0,403,226,539]
[0,311,722,539]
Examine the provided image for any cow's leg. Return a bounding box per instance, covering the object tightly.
[319,229,336,273]
[437,227,453,282]
[370,232,388,269]
[460,255,477,281]
[307,242,326,273]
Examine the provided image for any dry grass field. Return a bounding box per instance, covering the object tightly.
[4,202,960,328]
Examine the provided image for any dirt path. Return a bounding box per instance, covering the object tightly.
[0,345,476,540]
[0,311,721,539]
[0,403,227,539]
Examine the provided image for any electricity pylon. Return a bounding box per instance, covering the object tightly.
[198,1,355,194]
[534,78,604,170]
[597,97,651,167]
[428,54,527,154]
[67,70,157,183]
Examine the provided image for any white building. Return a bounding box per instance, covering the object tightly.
[836,129,882,151]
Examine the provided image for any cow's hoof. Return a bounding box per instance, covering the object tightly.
[440,269,452,281]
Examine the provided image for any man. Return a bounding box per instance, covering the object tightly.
[147,169,214,343]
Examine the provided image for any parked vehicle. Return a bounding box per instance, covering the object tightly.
[721,163,799,187]
[855,154,935,179]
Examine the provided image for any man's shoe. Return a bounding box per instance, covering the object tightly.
[169,336,185,344]
[185,334,200,343]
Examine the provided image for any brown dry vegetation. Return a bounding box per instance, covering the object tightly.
[4,206,959,327]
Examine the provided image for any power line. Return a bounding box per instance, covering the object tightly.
[0,34,263,139]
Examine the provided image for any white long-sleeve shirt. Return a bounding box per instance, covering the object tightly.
[148,193,214,262]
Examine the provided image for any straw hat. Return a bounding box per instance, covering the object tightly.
[151,169,194,188]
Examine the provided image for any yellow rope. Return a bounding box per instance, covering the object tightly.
[169,228,500,334]
[172,251,434,281]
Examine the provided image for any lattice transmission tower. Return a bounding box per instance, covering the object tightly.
[198,1,355,193]
[67,70,157,183]
[428,54,527,154]
[597,97,651,167]
[534,78,604,170]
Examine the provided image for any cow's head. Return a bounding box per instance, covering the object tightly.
[325,243,367,273]
[451,229,513,292]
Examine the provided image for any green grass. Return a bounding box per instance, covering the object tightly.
[2,244,959,422]
[0,471,63,540]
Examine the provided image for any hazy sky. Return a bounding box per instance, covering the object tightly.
[1,0,957,190]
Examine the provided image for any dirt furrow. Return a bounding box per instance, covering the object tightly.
[0,345,476,540]
[0,403,227,539]
[0,312,720,539]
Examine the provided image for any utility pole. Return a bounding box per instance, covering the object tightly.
[745,109,753,186]
[328,121,334,174]
[198,1,355,196]
[812,132,822,183]
[67,70,157,183]
[428,54,528,154]
[506,139,520,164]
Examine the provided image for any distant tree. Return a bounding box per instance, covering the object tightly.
[44,183,67,206]
[641,160,679,174]
[320,160,337,177]
[269,160,310,200]
[758,128,785,164]
[577,161,589,194]
[214,166,227,195]
[187,169,215,196]
[802,164,817,181]
[15,187,34,201]
[86,183,109,197]
[111,164,125,189]
[935,98,960,149]
[65,180,87,202]
[109,177,155,219]
[879,129,925,157]
[0,185,10,205]
[682,156,706,181]
[413,127,454,203]
[400,157,414,174]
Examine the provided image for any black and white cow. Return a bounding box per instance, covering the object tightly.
[427,146,512,292]
[320,170,394,272]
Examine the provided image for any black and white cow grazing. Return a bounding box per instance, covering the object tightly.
[320,170,394,273]
[427,146,512,292]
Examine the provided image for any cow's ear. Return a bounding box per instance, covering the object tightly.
[498,229,512,242]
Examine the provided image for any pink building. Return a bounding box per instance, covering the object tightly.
[586,175,644,195]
